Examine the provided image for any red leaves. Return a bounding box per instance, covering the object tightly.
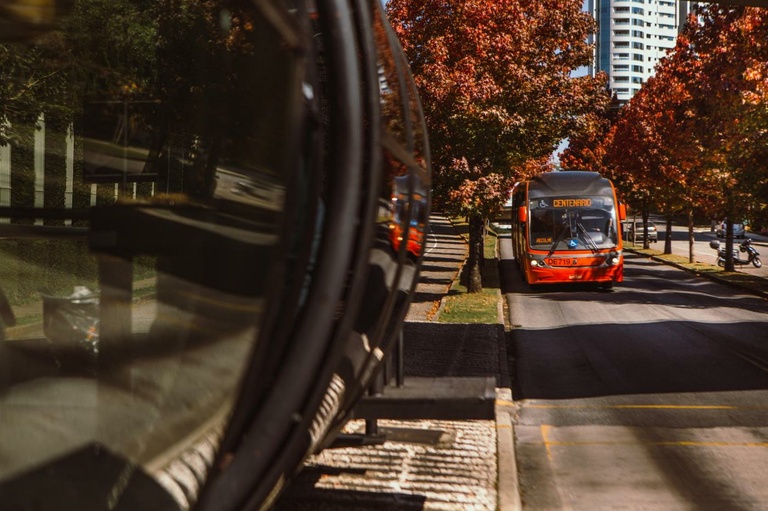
[387,0,607,218]
[589,5,768,224]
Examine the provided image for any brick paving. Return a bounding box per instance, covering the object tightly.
[277,419,497,511]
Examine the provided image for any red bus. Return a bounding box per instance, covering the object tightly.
[510,171,627,289]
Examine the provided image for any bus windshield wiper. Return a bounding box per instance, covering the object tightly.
[547,222,571,258]
[576,222,599,253]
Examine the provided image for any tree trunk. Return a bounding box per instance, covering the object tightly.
[688,209,694,264]
[466,214,484,293]
[664,215,673,254]
[725,216,735,272]
[724,186,735,272]
[642,201,650,250]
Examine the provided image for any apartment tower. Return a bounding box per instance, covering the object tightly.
[587,0,697,104]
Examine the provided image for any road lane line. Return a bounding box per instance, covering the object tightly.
[527,404,744,410]
[540,425,554,461]
[527,440,768,448]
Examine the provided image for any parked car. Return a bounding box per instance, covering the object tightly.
[716,221,745,238]
[626,221,658,243]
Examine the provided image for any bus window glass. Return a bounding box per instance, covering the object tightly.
[0,0,308,501]
[529,197,619,250]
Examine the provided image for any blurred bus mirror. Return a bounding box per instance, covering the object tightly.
[0,0,73,41]
[518,206,527,223]
[619,203,627,221]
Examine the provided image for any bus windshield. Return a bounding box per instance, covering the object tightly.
[529,196,619,251]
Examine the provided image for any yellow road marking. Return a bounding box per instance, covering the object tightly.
[541,425,554,461]
[531,440,768,448]
[528,404,743,410]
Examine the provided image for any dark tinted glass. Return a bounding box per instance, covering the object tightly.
[0,0,309,505]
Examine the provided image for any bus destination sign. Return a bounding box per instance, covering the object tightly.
[553,198,592,208]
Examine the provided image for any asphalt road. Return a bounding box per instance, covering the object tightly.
[499,234,768,511]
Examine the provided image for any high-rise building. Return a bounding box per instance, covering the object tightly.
[587,0,698,104]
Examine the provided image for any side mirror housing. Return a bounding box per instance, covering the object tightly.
[518,206,527,224]
[618,203,627,221]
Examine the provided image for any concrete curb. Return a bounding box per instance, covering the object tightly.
[496,389,522,511]
[494,230,520,511]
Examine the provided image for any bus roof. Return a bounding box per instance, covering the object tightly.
[527,171,614,199]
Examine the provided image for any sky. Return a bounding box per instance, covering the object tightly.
[554,0,593,165]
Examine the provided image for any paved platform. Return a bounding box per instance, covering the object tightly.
[273,214,519,511]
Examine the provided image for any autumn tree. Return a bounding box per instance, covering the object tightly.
[674,5,768,270]
[602,89,664,250]
[557,5,767,269]
[387,0,608,292]
[603,30,722,258]
[559,90,620,174]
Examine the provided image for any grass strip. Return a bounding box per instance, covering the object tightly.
[439,221,500,324]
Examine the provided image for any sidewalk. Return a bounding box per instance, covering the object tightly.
[273,214,519,511]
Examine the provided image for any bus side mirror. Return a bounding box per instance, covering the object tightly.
[619,203,627,221]
[518,206,527,223]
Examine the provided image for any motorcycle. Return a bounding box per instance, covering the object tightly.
[709,238,762,268]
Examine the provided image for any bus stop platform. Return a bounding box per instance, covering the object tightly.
[273,214,519,511]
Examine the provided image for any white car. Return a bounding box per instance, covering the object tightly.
[625,221,658,243]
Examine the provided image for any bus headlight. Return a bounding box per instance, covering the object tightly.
[607,255,620,265]
[530,259,540,267]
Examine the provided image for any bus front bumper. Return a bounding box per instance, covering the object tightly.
[524,262,623,285]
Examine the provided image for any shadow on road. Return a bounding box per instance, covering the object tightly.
[502,253,768,314]
[510,319,768,401]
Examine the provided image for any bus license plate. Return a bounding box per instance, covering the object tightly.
[546,258,575,267]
